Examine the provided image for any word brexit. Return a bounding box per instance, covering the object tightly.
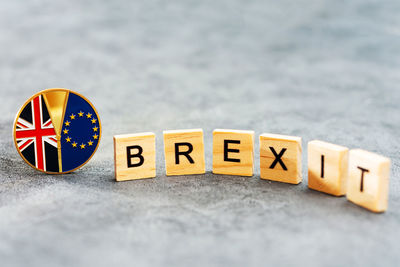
[113,129,391,213]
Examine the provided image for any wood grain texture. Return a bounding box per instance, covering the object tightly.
[259,133,302,184]
[347,149,390,212]
[212,129,254,176]
[163,129,205,176]
[114,132,156,181]
[308,140,348,196]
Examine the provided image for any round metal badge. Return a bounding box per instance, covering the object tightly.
[13,88,101,174]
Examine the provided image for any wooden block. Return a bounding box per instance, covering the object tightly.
[113,132,156,181]
[308,140,348,196]
[259,133,302,184]
[163,129,205,176]
[347,149,390,212]
[212,129,254,176]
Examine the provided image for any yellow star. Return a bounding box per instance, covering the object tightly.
[93,134,98,140]
[70,114,76,120]
[63,129,69,134]
[86,113,92,119]
[78,111,84,117]
[91,118,97,124]
[72,142,77,148]
[93,126,98,132]
[66,137,71,142]
[80,143,86,149]
[88,140,93,146]
[65,121,70,126]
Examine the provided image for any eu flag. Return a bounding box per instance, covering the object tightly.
[60,92,101,172]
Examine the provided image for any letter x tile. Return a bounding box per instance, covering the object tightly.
[259,133,302,184]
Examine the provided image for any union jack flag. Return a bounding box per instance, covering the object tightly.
[15,95,59,172]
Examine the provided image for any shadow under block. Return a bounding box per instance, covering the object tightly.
[212,129,254,176]
[163,129,205,176]
[308,140,349,196]
[347,149,390,213]
[113,132,156,181]
[259,133,302,184]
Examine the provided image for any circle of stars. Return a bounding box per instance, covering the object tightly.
[63,111,99,149]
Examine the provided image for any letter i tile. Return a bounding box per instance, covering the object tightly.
[308,140,348,196]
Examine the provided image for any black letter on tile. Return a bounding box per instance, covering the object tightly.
[175,143,194,164]
[269,147,287,170]
[126,145,144,168]
[224,140,241,162]
[357,166,369,192]
[321,155,325,178]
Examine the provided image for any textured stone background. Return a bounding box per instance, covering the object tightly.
[0,1,399,266]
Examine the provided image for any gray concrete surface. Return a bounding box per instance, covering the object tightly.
[1,0,400,266]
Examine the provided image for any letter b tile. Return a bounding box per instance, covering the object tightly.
[259,133,302,184]
[163,129,205,176]
[347,149,390,212]
[113,132,156,181]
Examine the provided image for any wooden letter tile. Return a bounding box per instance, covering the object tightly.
[347,149,390,212]
[308,140,348,196]
[113,132,156,181]
[163,129,205,176]
[259,133,302,184]
[212,129,254,176]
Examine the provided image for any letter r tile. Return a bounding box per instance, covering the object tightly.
[212,129,254,176]
[163,129,205,176]
[113,132,156,181]
[259,133,302,184]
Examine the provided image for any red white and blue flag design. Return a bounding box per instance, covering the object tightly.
[15,95,59,172]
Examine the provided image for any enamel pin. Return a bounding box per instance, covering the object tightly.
[13,88,101,174]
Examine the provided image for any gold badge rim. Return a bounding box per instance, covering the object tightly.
[13,88,102,174]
